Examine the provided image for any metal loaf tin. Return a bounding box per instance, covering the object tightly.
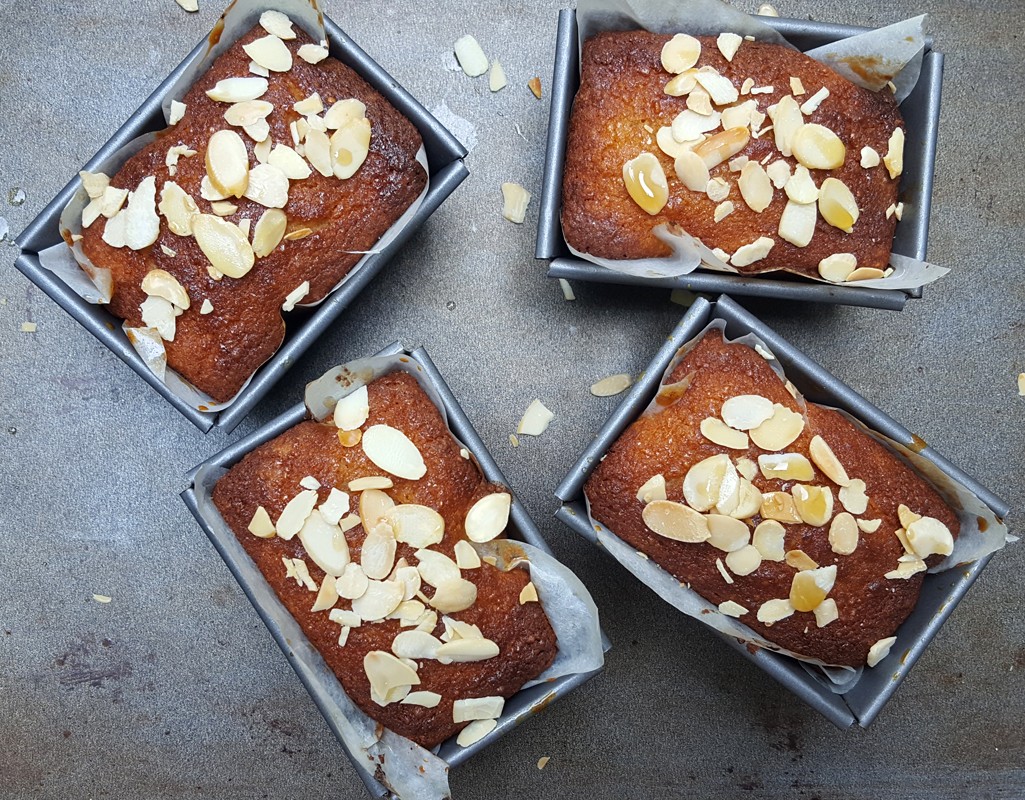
[182,342,607,798]
[536,9,944,311]
[554,295,1008,728]
[15,14,468,433]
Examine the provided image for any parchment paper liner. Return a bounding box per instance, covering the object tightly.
[194,352,604,800]
[583,319,1010,692]
[38,0,429,413]
[568,0,948,291]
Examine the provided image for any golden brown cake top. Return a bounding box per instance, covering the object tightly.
[562,31,905,282]
[76,14,426,402]
[585,330,958,668]
[213,370,557,749]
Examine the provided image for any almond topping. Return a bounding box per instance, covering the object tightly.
[813,598,838,627]
[817,253,857,282]
[656,126,698,159]
[276,489,319,540]
[157,181,199,237]
[304,129,334,177]
[664,69,699,97]
[818,177,859,232]
[206,77,268,103]
[857,518,882,533]
[168,101,187,125]
[361,525,398,580]
[752,519,786,561]
[336,563,369,600]
[206,130,250,198]
[364,651,419,706]
[465,492,512,543]
[700,417,749,450]
[730,236,774,268]
[333,384,369,431]
[757,598,794,625]
[846,267,886,282]
[716,32,743,62]
[883,128,905,179]
[636,474,668,504]
[623,152,669,215]
[749,403,804,450]
[808,435,850,487]
[713,201,735,222]
[319,488,350,526]
[386,504,445,549]
[324,99,366,130]
[687,87,714,116]
[248,506,276,538]
[791,484,834,527]
[299,509,350,576]
[778,200,817,248]
[693,127,750,170]
[738,161,772,213]
[792,123,845,170]
[671,108,721,142]
[359,488,395,533]
[352,579,404,622]
[141,268,190,309]
[785,550,818,571]
[718,600,748,617]
[392,630,443,661]
[683,454,734,513]
[502,182,531,224]
[838,479,869,515]
[770,95,803,157]
[517,399,554,435]
[721,395,774,430]
[259,10,296,39]
[905,516,954,558]
[705,514,750,552]
[590,374,632,397]
[489,60,508,92]
[716,558,734,584]
[191,214,255,278]
[784,165,819,204]
[789,77,806,95]
[453,35,489,77]
[224,99,273,128]
[642,500,711,543]
[828,512,859,555]
[456,719,498,747]
[799,87,830,115]
[311,573,339,612]
[361,424,426,480]
[757,452,813,482]
[860,146,880,168]
[251,208,287,258]
[695,70,739,106]
[330,118,372,179]
[761,492,803,524]
[661,34,701,74]
[867,636,897,668]
[790,565,836,612]
[401,691,442,708]
[519,582,539,604]
[454,540,481,570]
[297,43,329,65]
[243,163,289,209]
[429,578,478,614]
[725,544,761,576]
[453,696,504,723]
[674,150,711,192]
[765,160,791,189]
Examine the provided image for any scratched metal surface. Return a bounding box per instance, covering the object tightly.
[0,1,1022,798]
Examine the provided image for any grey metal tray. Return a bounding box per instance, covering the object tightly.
[181,342,608,799]
[554,294,1008,728]
[536,9,944,311]
[14,13,468,434]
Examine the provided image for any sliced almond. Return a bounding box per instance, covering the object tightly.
[519,582,539,604]
[328,386,369,433]
[141,268,190,310]
[765,160,791,189]
[721,395,774,431]
[693,127,749,170]
[674,150,711,193]
[799,87,830,115]
[298,509,349,577]
[139,296,176,340]
[687,87,714,116]
[243,34,293,73]
[725,544,761,576]
[778,200,817,248]
[304,129,334,177]
[713,201,735,222]
[808,436,850,487]
[294,92,324,117]
[792,123,845,170]
[517,399,554,436]
[224,99,273,128]
[590,374,632,397]
[329,608,361,628]
[501,182,531,224]
[718,600,748,617]
[206,130,249,198]
[414,549,461,589]
[436,637,499,663]
[683,454,732,513]
[454,540,481,570]
[248,505,275,538]
[783,165,819,205]
[392,630,443,661]
[361,424,426,480]
[80,170,110,199]
[642,500,710,543]
[361,524,397,580]
[251,208,287,258]
[705,176,730,201]
[699,416,748,449]
[730,236,774,268]
[757,452,813,482]
[664,68,699,96]
[453,34,489,76]
[813,598,838,627]
[157,181,199,238]
[757,598,794,625]
[705,514,750,552]
[281,278,309,309]
[671,108,721,143]
[791,484,834,527]
[331,118,372,180]
[716,32,743,62]
[323,99,366,131]
[243,163,289,209]
[846,267,885,282]
[818,177,859,232]
[259,9,296,39]
[465,492,512,543]
[760,492,803,524]
[623,152,669,215]
[785,549,818,571]
[453,696,505,723]
[695,70,739,106]
[866,636,897,668]
[770,95,804,157]
[636,474,667,504]
[857,518,882,533]
[364,650,419,706]
[319,488,350,526]
[311,573,339,612]
[209,200,237,217]
[429,578,478,614]
[828,512,859,555]
[738,161,772,213]
[336,562,369,600]
[276,489,319,540]
[264,144,311,181]
[838,479,868,515]
[790,564,836,612]
[456,719,497,747]
[730,478,763,520]
[656,126,698,159]
[752,519,786,561]
[885,559,927,580]
[192,214,255,278]
[661,34,701,74]
[206,77,268,103]
[359,488,395,532]
[400,691,442,708]
[716,558,734,584]
[488,59,508,92]
[200,176,229,202]
[883,128,904,179]
[352,579,404,622]
[905,516,954,558]
[818,253,857,282]
[860,146,881,168]
[386,504,445,549]
[749,403,804,451]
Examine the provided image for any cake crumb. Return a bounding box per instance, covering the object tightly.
[537,756,551,770]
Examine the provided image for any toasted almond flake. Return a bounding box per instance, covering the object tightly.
[206,129,250,198]
[885,559,927,580]
[80,170,110,200]
[752,519,786,561]
[883,128,904,179]
[160,244,177,258]
[716,32,743,62]
[706,177,731,202]
[332,385,370,432]
[330,117,372,179]
[414,550,461,590]
[224,99,273,129]
[705,514,750,552]
[206,77,268,104]
[818,177,859,233]
[165,100,187,127]
[636,474,667,504]
[700,417,749,450]
[364,650,419,706]
[715,558,734,585]
[528,76,543,99]
[258,9,296,39]
[808,435,850,487]
[769,95,804,157]
[905,516,954,558]
[318,488,350,526]
[457,718,497,747]
[765,160,791,189]
[728,156,749,174]
[141,268,190,310]
[730,236,774,268]
[727,477,761,519]
[453,696,505,724]
[721,395,774,430]
[454,35,489,77]
[687,87,714,116]
[777,200,816,248]
[391,630,443,661]
[643,500,711,543]
[718,600,748,617]
[725,544,761,576]
[247,505,275,537]
[359,489,395,534]
[791,484,834,527]
[590,374,631,397]
[784,165,819,204]
[694,70,739,106]
[846,267,885,282]
[488,59,508,92]
[311,571,339,612]
[349,476,394,492]
[788,76,806,95]
[297,43,329,65]
[623,152,669,215]
[281,280,309,312]
[537,756,551,770]
[395,691,441,710]
[248,208,286,258]
[336,562,369,600]
[293,93,324,117]
[661,33,701,73]
[757,452,813,482]
[664,69,700,97]
[429,578,478,614]
[761,492,803,523]
[139,296,175,340]
[241,163,288,209]
[818,253,857,282]
[264,145,311,181]
[361,525,398,581]
[237,218,251,238]
[92,594,112,604]
[749,85,773,95]
[465,492,512,543]
[851,518,880,535]
[749,403,804,451]
[175,0,198,10]
[713,200,735,222]
[789,564,836,612]
[200,176,229,202]
[508,434,519,448]
[558,278,576,301]
[192,214,255,278]
[694,127,749,171]
[385,504,444,549]
[244,119,270,143]
[740,77,755,95]
[799,87,829,115]
[860,146,880,168]
[814,598,838,628]
[683,454,733,512]
[867,636,897,668]
[792,123,845,171]
[735,457,758,481]
[353,579,405,622]
[674,150,711,193]
[454,540,481,570]
[517,399,554,436]
[838,479,868,515]
[360,425,426,480]
[209,200,237,217]
[757,598,794,625]
[738,161,773,213]
[519,582,539,604]
[276,489,319,540]
[671,108,721,142]
[501,182,531,224]
[288,558,318,592]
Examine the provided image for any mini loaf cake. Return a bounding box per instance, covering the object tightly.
[212,370,557,749]
[585,331,958,668]
[562,31,906,283]
[75,11,427,402]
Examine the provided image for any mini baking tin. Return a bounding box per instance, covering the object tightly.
[554,295,1008,728]
[15,15,469,433]
[182,342,608,798]
[536,9,944,311]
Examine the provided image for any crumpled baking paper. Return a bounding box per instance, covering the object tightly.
[194,352,603,800]
[569,0,948,291]
[38,0,429,413]
[583,319,1010,692]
